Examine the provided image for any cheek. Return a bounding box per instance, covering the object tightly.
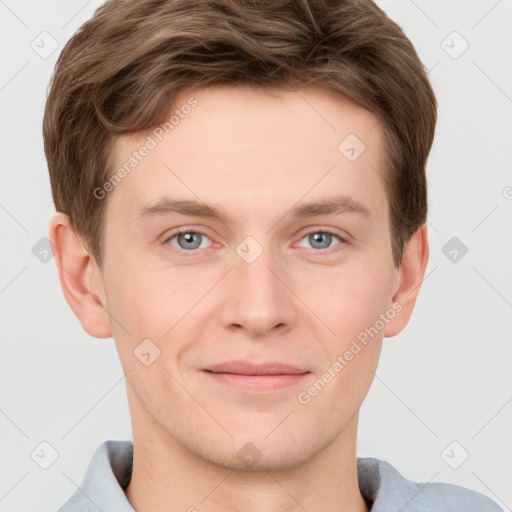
[103,266,189,410]
[305,260,394,346]
[104,254,184,327]
[298,337,382,426]
[101,264,165,368]
[296,268,388,418]
[103,259,217,376]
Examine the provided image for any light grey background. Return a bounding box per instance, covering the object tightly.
[1,1,511,511]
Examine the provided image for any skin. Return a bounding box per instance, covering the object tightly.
[50,84,429,512]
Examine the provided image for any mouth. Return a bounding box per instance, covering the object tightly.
[201,361,311,391]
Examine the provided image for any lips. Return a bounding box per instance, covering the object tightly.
[203,360,309,376]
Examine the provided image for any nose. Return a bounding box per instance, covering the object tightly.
[219,242,298,338]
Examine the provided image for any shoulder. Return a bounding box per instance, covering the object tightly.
[357,457,503,511]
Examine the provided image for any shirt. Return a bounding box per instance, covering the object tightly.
[58,440,503,511]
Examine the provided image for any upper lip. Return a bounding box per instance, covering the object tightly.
[203,361,309,375]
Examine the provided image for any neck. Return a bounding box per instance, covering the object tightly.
[125,411,368,512]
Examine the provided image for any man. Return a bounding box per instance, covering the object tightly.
[44,0,502,510]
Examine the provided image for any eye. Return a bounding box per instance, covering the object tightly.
[297,229,344,251]
[163,228,346,255]
[164,230,212,251]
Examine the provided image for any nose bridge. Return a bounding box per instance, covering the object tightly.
[222,235,296,336]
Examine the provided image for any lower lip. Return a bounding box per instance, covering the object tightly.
[202,371,309,391]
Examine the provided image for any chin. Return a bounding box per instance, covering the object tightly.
[182,425,329,473]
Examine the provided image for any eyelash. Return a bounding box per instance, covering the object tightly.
[163,228,347,257]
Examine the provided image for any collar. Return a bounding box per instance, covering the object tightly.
[58,440,502,511]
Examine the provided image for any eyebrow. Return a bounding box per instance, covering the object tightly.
[135,195,371,223]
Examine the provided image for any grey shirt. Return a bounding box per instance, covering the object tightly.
[58,440,503,511]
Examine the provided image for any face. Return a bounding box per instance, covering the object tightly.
[96,84,403,470]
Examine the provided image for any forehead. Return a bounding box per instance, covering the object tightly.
[107,84,386,224]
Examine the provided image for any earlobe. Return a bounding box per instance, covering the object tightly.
[49,213,112,339]
[383,223,429,338]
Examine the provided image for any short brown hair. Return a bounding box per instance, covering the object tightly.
[43,0,437,268]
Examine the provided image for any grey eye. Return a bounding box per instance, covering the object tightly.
[306,232,338,250]
[178,232,202,250]
[168,231,211,251]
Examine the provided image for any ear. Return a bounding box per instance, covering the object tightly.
[49,213,112,338]
[383,223,429,338]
